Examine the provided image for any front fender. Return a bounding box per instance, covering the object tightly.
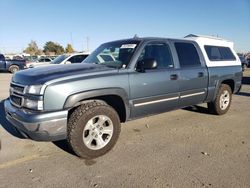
[63,88,130,118]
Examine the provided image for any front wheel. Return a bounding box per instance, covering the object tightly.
[207,84,232,115]
[67,101,121,159]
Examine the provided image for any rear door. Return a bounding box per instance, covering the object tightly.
[129,41,180,118]
[173,41,208,107]
[0,54,6,69]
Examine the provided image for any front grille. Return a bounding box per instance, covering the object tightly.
[10,83,25,94]
[10,83,25,107]
[10,95,22,106]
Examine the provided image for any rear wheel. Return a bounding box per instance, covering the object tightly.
[67,101,121,159]
[9,65,19,74]
[207,84,232,115]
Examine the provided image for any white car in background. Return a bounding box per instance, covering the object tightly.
[26,57,52,67]
[29,52,90,68]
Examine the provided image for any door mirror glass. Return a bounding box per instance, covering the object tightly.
[136,58,157,72]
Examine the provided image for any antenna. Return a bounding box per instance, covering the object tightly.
[70,32,73,46]
[133,34,139,39]
[86,37,89,51]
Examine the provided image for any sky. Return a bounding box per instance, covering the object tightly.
[0,0,249,54]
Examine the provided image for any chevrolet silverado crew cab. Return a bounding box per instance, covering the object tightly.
[5,35,242,159]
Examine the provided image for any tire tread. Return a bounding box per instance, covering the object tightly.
[67,100,120,159]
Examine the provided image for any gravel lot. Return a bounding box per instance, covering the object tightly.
[0,70,249,188]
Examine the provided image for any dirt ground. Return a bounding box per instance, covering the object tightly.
[0,70,249,188]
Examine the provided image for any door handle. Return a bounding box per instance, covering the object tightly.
[170,74,178,80]
[198,72,204,77]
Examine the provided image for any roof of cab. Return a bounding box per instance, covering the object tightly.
[105,34,234,48]
[107,37,191,44]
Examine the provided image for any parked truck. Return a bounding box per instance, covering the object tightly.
[0,54,27,73]
[5,35,242,159]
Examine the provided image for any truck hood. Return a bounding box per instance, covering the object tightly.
[12,63,118,85]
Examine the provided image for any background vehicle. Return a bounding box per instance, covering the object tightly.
[12,55,24,61]
[4,56,12,61]
[26,56,52,68]
[50,52,90,64]
[29,52,90,68]
[49,55,58,60]
[5,36,242,159]
[0,54,27,73]
[24,56,38,62]
[238,55,248,71]
[37,57,52,63]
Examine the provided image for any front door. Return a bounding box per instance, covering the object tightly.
[129,42,179,118]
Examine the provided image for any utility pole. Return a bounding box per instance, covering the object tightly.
[70,32,73,47]
[86,37,89,52]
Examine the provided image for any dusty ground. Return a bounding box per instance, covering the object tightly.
[0,70,249,188]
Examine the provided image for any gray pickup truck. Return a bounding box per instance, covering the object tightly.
[5,35,242,158]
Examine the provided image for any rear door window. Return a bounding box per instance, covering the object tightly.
[175,42,201,67]
[204,46,236,61]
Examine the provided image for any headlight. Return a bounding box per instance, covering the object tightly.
[23,99,43,110]
[25,85,43,95]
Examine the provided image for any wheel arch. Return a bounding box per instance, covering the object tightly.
[64,88,130,122]
[221,79,235,93]
[212,79,235,101]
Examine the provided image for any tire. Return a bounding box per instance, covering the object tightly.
[9,65,19,74]
[207,84,232,115]
[67,101,121,159]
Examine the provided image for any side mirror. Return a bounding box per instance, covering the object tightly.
[136,58,157,72]
[65,61,71,64]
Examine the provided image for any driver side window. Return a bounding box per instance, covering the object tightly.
[138,43,174,69]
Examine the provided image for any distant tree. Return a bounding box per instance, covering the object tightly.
[65,44,74,53]
[43,41,65,55]
[23,40,42,55]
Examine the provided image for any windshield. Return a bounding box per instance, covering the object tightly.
[83,40,140,68]
[51,54,69,64]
